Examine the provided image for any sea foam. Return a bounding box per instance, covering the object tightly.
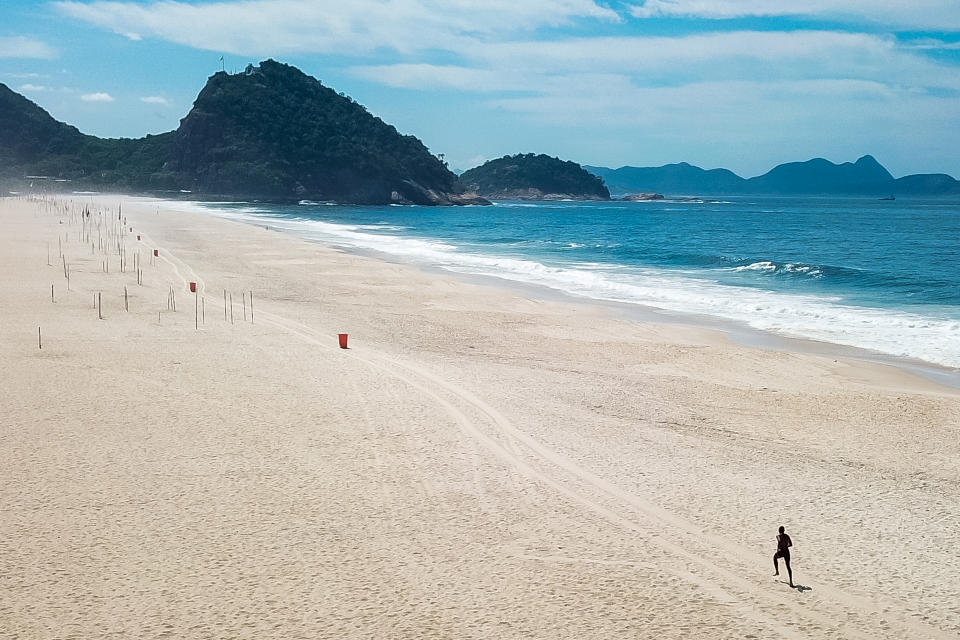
[158,200,960,370]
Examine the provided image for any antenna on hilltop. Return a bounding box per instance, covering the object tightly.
[219,55,225,72]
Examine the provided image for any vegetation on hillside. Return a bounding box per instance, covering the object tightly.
[460,154,609,199]
[0,61,474,204]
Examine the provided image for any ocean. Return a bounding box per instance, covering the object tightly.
[169,196,960,371]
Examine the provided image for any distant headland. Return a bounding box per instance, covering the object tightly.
[585,156,960,197]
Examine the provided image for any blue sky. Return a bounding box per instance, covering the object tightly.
[3,0,960,177]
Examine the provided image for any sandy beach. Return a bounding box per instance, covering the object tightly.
[2,194,958,639]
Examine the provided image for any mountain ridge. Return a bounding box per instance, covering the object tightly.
[586,155,960,197]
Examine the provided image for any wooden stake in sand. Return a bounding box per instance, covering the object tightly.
[38,326,42,350]
[62,255,67,279]
[124,286,129,311]
[202,296,205,325]
[51,284,54,303]
[223,289,227,321]
[230,293,234,324]
[195,289,198,330]
[250,292,254,324]
[242,292,247,321]
[98,292,103,320]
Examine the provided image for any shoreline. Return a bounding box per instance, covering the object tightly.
[147,195,960,391]
[4,193,959,638]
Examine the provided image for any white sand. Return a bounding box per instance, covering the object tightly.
[2,194,958,639]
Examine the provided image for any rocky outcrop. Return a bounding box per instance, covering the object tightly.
[620,193,665,201]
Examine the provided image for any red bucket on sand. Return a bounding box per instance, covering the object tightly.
[153,249,158,256]
[338,333,349,349]
[189,282,197,293]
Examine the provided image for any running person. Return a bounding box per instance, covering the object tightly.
[773,526,793,587]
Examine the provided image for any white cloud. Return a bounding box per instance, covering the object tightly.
[19,83,48,91]
[350,64,534,92]
[905,38,960,50]
[139,95,169,104]
[0,36,57,59]
[629,1,960,30]
[353,31,960,93]
[81,92,115,102]
[54,0,618,55]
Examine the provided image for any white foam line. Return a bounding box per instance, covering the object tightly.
[182,201,960,370]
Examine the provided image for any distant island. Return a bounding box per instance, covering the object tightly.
[460,153,610,200]
[0,60,486,205]
[586,156,960,197]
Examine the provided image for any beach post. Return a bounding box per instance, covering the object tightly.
[51,284,54,303]
[242,292,247,321]
[249,291,254,324]
[338,333,349,349]
[230,293,234,324]
[98,292,102,320]
[38,326,42,350]
[195,288,198,330]
[124,286,129,311]
[202,296,205,325]
[223,289,227,321]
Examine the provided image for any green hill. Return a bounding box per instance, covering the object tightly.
[0,60,484,205]
[460,154,610,200]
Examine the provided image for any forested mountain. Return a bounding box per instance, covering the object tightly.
[0,61,484,205]
[460,154,610,200]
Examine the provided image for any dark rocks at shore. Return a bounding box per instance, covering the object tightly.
[620,193,665,201]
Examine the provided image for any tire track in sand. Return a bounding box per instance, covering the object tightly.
[253,311,896,639]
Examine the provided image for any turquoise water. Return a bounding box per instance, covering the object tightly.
[177,196,960,369]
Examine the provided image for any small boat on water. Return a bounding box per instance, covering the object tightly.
[880,195,896,200]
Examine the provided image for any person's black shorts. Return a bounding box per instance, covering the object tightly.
[775,550,790,562]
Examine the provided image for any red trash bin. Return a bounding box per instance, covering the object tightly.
[153,249,158,256]
[189,282,197,292]
[338,333,349,349]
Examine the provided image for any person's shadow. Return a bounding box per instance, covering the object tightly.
[793,584,812,592]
